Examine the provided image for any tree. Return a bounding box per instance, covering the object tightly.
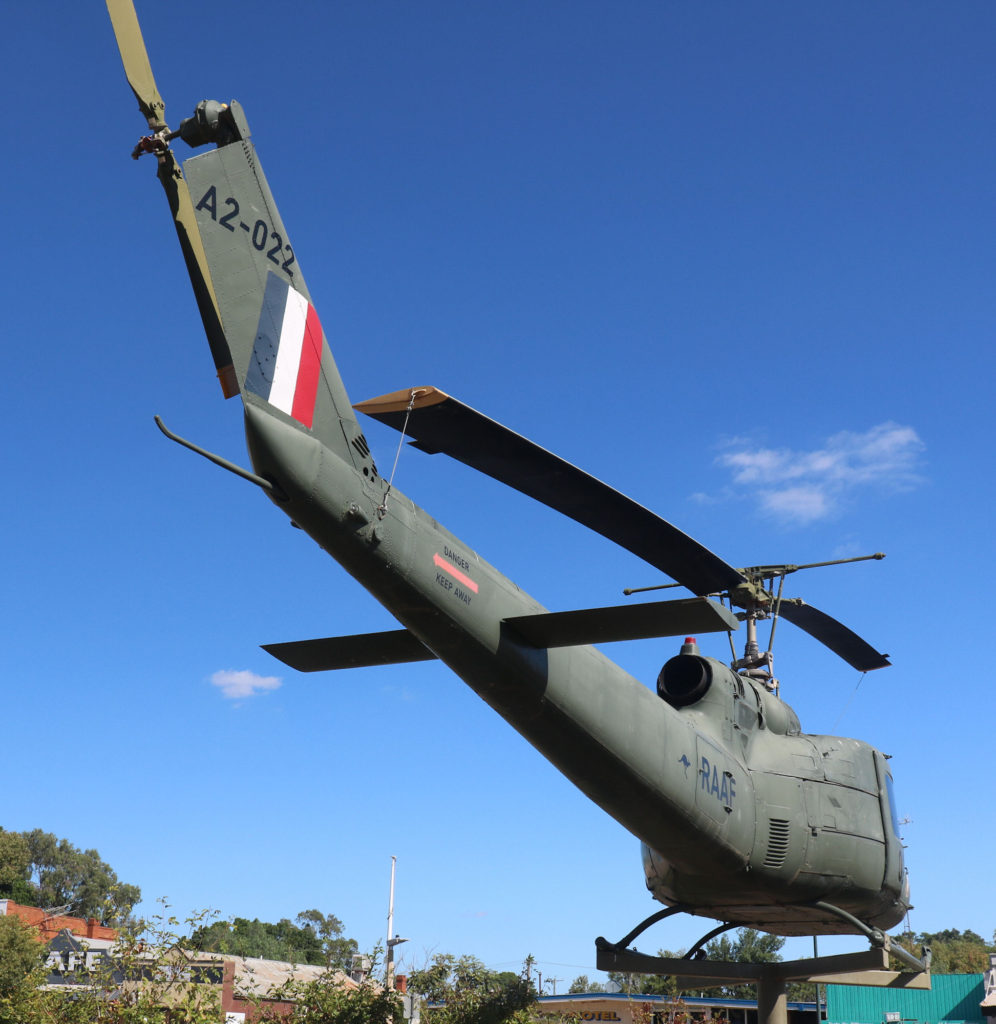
[607,948,687,996]
[408,953,537,1024]
[5,829,141,923]
[189,910,359,968]
[191,916,316,964]
[706,929,784,965]
[0,915,47,1024]
[891,927,994,973]
[694,929,787,1000]
[567,974,604,994]
[0,831,35,907]
[606,931,792,1001]
[295,909,359,970]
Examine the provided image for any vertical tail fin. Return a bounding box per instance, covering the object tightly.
[179,108,369,471]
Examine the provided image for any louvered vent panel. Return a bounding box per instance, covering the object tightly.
[763,819,791,868]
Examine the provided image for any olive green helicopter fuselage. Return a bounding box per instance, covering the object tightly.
[107,0,910,940]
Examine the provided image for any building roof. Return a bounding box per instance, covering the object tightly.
[0,899,117,942]
[210,954,357,999]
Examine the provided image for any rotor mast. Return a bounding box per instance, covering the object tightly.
[628,552,887,694]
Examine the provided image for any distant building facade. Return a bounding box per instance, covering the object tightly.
[825,973,986,1024]
[540,975,992,1024]
[1,898,357,1023]
[982,955,996,1021]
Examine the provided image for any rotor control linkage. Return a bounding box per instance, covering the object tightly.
[131,100,241,159]
[627,553,886,600]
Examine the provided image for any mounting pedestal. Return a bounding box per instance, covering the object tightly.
[596,943,931,1024]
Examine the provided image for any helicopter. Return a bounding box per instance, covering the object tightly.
[106,0,910,946]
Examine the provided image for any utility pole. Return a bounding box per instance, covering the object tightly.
[385,855,408,990]
[813,935,824,1020]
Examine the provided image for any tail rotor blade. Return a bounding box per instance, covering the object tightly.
[106,0,166,129]
[155,153,237,397]
[105,0,236,395]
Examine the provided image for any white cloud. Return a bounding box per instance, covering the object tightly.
[713,422,924,523]
[757,485,830,524]
[210,669,282,699]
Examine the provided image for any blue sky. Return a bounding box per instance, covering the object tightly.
[3,0,994,987]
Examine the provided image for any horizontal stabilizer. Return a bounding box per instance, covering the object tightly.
[354,387,746,597]
[778,601,890,672]
[263,598,738,674]
[262,629,436,672]
[505,597,739,648]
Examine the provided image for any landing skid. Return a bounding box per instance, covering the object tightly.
[595,903,931,1024]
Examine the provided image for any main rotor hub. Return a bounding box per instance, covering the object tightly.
[729,579,772,610]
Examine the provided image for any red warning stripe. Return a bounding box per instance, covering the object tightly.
[433,553,479,593]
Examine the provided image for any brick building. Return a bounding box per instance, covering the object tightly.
[0,897,117,942]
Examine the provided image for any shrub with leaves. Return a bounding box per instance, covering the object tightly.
[38,902,223,1024]
[0,915,48,1024]
[409,953,538,1024]
[249,946,403,1024]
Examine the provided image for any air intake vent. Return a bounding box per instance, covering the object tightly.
[352,434,371,458]
[763,819,790,868]
[657,654,712,708]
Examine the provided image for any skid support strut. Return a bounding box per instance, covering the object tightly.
[596,905,931,1024]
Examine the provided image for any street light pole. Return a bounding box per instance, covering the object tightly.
[386,855,408,990]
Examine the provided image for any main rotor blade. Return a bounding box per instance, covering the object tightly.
[778,601,890,672]
[106,0,166,129]
[355,387,747,597]
[505,597,739,648]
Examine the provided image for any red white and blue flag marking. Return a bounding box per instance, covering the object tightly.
[246,273,324,429]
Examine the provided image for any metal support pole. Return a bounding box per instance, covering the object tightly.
[757,968,789,1024]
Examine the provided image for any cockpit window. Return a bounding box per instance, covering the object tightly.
[886,774,901,834]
